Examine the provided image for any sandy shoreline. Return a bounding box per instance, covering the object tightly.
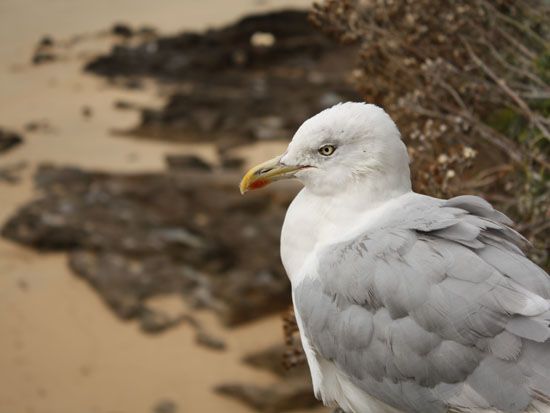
[0,1,325,412]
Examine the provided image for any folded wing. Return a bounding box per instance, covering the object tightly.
[294,194,550,413]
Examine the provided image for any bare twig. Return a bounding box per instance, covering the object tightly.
[494,26,537,60]
[478,0,548,50]
[463,39,550,140]
[478,39,547,88]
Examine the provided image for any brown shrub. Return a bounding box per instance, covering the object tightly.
[311,0,549,268]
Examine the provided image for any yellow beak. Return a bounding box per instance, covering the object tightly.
[239,156,305,194]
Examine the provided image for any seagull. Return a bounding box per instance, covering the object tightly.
[239,102,550,413]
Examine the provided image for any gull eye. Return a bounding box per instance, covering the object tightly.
[318,144,336,156]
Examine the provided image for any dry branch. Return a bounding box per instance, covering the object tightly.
[311,0,550,268]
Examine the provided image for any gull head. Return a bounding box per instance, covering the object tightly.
[240,102,411,196]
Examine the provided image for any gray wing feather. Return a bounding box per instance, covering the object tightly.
[294,194,550,413]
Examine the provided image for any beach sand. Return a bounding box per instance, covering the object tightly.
[0,1,324,412]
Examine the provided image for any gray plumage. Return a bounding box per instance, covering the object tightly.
[294,194,550,413]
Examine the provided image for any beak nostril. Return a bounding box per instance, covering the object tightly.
[256,167,273,175]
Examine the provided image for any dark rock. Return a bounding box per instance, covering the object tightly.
[138,26,157,37]
[195,330,226,351]
[81,106,93,118]
[114,100,144,111]
[139,307,187,333]
[2,164,298,329]
[122,78,143,89]
[0,162,27,185]
[108,78,144,90]
[85,10,359,148]
[112,23,133,38]
[24,120,54,134]
[17,279,29,291]
[39,36,54,47]
[244,345,286,375]
[243,344,306,378]
[165,154,212,171]
[215,377,319,413]
[215,342,320,412]
[152,399,178,413]
[32,51,57,65]
[0,129,23,154]
[87,10,336,77]
[220,156,245,170]
[32,34,57,65]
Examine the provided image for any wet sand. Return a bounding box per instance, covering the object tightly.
[0,1,324,412]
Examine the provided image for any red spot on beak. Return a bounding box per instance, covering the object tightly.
[250,179,268,190]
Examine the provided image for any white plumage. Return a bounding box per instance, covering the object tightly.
[240,102,550,413]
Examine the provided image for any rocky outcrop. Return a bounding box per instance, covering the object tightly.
[2,163,299,330]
